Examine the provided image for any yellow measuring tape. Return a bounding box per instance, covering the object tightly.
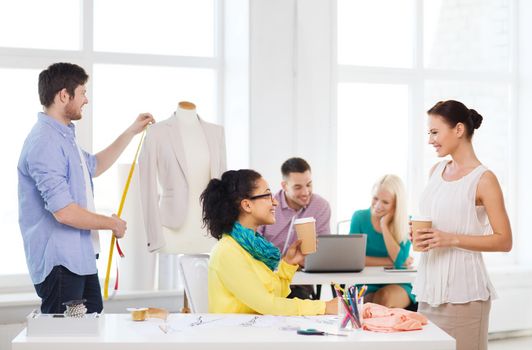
[103,128,148,300]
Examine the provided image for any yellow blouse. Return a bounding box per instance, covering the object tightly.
[208,235,326,315]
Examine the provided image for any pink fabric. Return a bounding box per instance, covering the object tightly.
[361,302,428,333]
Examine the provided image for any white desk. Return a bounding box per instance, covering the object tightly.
[292,266,416,285]
[13,313,454,350]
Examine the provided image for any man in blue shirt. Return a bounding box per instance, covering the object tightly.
[18,62,155,314]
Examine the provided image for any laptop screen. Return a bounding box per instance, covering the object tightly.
[303,234,367,273]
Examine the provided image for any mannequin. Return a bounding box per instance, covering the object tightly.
[138,101,227,255]
[160,101,213,253]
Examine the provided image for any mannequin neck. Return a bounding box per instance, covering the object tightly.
[175,106,198,125]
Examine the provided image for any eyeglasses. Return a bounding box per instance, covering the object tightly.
[248,193,274,201]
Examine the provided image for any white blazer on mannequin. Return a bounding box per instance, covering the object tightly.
[138,113,226,252]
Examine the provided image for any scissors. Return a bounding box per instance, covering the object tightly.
[297,328,348,337]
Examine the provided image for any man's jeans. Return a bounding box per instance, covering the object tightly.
[34,265,103,314]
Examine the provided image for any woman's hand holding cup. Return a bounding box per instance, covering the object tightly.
[283,239,306,266]
[410,215,432,252]
[417,228,458,250]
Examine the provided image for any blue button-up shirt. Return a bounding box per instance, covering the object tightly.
[18,112,98,284]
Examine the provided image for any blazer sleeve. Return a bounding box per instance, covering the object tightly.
[213,246,326,316]
[138,129,165,252]
[219,126,227,173]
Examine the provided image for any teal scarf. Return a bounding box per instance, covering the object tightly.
[229,222,281,271]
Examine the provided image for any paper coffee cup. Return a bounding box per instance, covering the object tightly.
[294,217,317,254]
[411,215,432,252]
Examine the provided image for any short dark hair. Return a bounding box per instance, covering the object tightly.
[201,169,262,240]
[427,100,483,139]
[281,157,311,178]
[38,62,89,107]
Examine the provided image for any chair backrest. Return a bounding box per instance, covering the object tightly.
[177,254,210,313]
[336,219,351,235]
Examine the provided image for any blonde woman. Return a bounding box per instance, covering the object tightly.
[349,174,414,308]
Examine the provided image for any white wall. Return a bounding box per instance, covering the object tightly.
[516,0,532,266]
[250,0,336,209]
[250,0,297,187]
[224,0,251,170]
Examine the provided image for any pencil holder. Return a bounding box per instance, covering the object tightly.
[356,296,364,328]
[337,297,362,330]
[337,297,351,330]
[337,295,364,331]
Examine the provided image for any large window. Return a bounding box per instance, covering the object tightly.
[0,0,81,50]
[336,0,515,264]
[337,83,409,221]
[337,0,415,68]
[0,0,220,283]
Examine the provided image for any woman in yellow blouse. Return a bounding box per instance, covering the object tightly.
[201,169,338,315]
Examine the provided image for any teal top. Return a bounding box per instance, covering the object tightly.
[349,208,415,303]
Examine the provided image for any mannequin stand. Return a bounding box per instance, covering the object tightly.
[181,292,191,313]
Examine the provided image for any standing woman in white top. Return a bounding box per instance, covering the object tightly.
[412,100,512,350]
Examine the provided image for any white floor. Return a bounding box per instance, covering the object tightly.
[489,336,532,349]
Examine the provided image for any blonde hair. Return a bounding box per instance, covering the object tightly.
[372,174,408,243]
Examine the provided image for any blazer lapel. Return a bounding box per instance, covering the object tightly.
[199,118,217,178]
[167,113,189,183]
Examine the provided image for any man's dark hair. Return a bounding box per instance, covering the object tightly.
[281,157,311,178]
[38,62,89,107]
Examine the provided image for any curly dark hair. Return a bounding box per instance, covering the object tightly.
[201,169,262,240]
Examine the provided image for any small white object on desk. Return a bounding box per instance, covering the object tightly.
[26,310,104,337]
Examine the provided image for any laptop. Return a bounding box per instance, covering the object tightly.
[302,234,367,273]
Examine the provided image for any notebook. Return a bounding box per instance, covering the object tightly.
[302,234,367,273]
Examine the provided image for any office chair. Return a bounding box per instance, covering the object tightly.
[336,219,351,235]
[177,254,210,313]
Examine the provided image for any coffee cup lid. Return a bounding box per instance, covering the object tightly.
[410,215,431,221]
[294,217,316,224]
[127,307,148,311]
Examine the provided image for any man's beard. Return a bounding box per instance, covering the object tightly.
[65,101,82,121]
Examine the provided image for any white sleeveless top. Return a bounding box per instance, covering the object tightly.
[412,160,497,306]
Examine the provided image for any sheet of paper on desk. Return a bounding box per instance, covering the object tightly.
[164,314,337,332]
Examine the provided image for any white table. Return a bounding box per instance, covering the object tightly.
[12,313,454,350]
[292,266,417,285]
